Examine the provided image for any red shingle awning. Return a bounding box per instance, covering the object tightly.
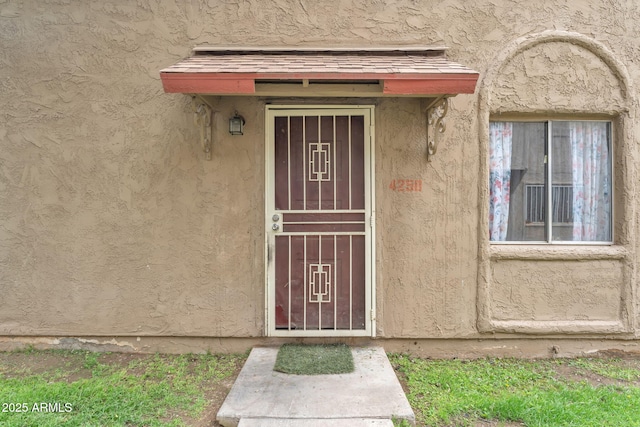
[160,47,479,97]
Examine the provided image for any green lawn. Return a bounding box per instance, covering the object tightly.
[0,349,246,427]
[3,349,640,426]
[389,354,640,427]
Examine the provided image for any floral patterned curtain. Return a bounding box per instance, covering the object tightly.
[489,122,513,241]
[570,122,611,241]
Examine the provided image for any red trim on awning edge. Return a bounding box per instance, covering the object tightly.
[160,72,479,96]
[161,75,255,94]
[383,77,477,95]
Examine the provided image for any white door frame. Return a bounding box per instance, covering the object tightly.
[264,105,376,337]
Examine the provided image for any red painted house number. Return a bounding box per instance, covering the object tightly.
[388,179,422,192]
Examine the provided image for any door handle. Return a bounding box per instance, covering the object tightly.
[272,223,280,231]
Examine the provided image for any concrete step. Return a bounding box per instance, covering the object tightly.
[238,418,395,427]
[217,346,415,427]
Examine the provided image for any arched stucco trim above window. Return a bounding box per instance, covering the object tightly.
[476,30,638,336]
[480,30,635,110]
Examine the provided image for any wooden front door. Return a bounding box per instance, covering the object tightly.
[266,106,374,337]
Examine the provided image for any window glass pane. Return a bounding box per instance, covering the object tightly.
[551,121,612,242]
[489,122,546,241]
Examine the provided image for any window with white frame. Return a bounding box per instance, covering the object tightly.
[489,120,612,243]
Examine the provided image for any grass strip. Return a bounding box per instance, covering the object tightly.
[0,350,245,427]
[274,343,354,375]
[389,355,640,427]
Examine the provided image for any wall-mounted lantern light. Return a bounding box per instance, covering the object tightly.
[228,112,245,135]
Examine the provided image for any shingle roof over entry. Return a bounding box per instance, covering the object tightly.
[160,47,480,96]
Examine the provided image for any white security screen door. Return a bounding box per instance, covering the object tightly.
[265,106,375,337]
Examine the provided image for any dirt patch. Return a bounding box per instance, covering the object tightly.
[474,421,525,427]
[553,363,624,387]
[444,414,526,427]
[551,356,640,387]
[593,349,640,360]
[176,373,239,427]
[0,350,156,382]
[0,350,87,380]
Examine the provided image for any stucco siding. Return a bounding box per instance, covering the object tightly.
[1,0,639,352]
[491,260,624,322]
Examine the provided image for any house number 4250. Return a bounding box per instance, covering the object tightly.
[388,179,422,192]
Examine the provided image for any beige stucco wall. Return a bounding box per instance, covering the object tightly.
[1,0,639,353]
[491,42,626,114]
[376,96,480,338]
[491,260,624,322]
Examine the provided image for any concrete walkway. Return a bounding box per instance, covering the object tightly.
[217,346,415,426]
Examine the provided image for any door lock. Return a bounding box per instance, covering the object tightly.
[272,214,280,222]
